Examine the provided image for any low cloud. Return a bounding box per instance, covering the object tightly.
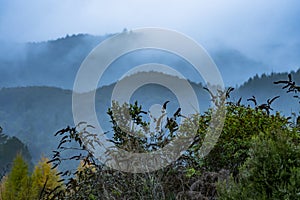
[0,0,299,74]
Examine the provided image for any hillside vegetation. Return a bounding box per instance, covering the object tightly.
[0,74,299,199]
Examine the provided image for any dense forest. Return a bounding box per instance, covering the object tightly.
[0,128,32,176]
[0,32,299,199]
[0,73,299,199]
[0,33,273,89]
[0,70,300,165]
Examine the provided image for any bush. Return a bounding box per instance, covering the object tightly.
[218,128,300,199]
[47,99,295,199]
[189,103,289,176]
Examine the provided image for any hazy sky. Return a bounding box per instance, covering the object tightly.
[0,0,300,72]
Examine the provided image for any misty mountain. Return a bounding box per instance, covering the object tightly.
[0,34,112,89]
[0,32,273,89]
[0,76,209,163]
[1,71,300,165]
[0,129,33,173]
[232,70,300,116]
[211,48,266,86]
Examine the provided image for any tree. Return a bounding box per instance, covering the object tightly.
[0,176,7,200]
[0,127,33,174]
[31,157,63,199]
[2,154,33,200]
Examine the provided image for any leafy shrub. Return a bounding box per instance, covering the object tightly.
[218,128,300,199]
[177,169,229,200]
[44,81,299,199]
[46,91,294,199]
[46,101,190,199]
[189,103,289,176]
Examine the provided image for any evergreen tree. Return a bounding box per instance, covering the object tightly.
[0,176,7,200]
[2,154,33,200]
[0,128,33,173]
[31,157,63,199]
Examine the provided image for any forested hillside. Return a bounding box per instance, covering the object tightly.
[0,33,271,89]
[0,70,300,165]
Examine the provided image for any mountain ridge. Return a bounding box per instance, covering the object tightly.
[1,70,300,164]
[0,32,277,88]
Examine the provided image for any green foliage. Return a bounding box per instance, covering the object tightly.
[46,100,300,199]
[0,176,6,200]
[1,154,33,200]
[0,129,32,174]
[0,155,62,200]
[47,100,186,199]
[1,71,299,167]
[31,157,63,199]
[217,128,300,199]
[177,169,229,199]
[190,104,289,176]
[44,76,300,199]
[107,100,149,152]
